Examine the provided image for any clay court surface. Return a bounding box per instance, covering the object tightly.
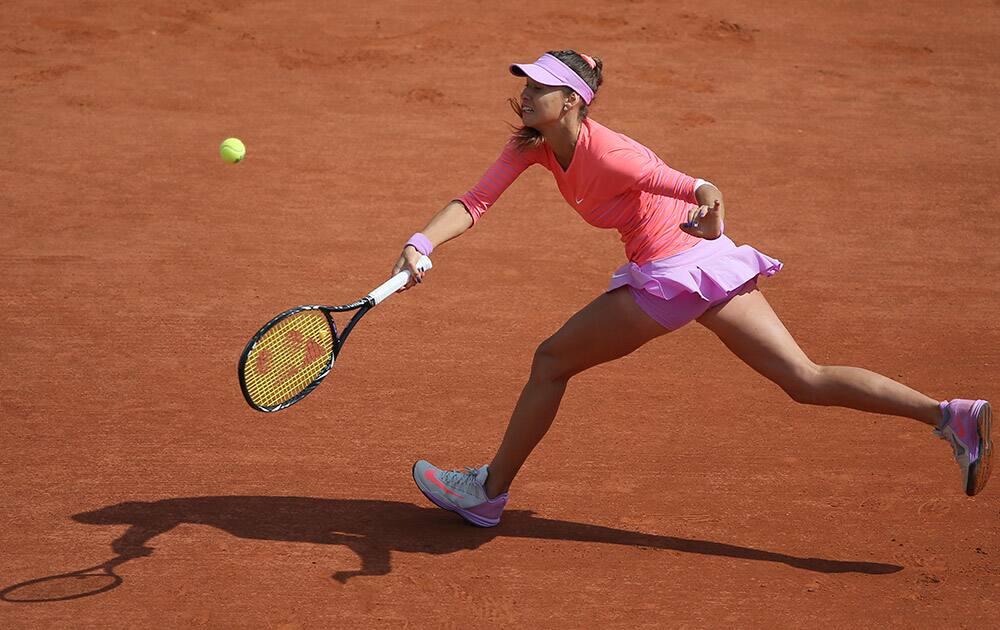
[3,0,998,627]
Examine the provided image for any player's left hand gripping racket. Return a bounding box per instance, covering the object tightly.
[238,256,432,412]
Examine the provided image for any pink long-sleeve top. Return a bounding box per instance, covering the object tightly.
[455,118,702,265]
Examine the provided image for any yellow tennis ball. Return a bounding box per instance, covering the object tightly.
[219,137,246,164]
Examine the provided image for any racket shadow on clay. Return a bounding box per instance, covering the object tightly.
[1,559,127,603]
[2,496,900,601]
[0,521,163,603]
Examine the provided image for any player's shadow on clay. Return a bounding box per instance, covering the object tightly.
[2,496,901,601]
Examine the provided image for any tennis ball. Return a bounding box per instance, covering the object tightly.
[219,137,246,164]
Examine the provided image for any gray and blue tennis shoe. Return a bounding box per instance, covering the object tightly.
[412,461,509,527]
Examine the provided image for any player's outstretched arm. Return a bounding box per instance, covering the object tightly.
[414,200,475,250]
[393,200,474,290]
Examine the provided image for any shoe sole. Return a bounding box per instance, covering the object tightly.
[411,462,501,527]
[967,401,993,496]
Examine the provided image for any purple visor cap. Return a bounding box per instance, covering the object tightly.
[509,53,594,104]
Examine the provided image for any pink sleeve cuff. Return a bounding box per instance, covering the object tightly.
[453,196,483,225]
[405,232,434,256]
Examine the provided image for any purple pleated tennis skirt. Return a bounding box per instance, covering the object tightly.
[608,235,783,331]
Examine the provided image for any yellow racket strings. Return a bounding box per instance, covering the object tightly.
[243,310,334,408]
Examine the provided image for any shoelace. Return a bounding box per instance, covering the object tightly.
[441,467,482,493]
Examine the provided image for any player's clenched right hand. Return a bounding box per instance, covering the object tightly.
[393,246,426,292]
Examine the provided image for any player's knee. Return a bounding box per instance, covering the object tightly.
[530,337,575,383]
[779,362,824,405]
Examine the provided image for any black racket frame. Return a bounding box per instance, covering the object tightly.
[238,296,375,412]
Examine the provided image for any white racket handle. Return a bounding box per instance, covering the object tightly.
[367,255,432,305]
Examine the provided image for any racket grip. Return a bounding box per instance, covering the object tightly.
[367,255,432,305]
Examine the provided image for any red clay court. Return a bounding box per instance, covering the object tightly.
[2,0,998,627]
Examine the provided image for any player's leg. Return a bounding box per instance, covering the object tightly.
[483,286,669,498]
[697,285,992,495]
[695,286,943,425]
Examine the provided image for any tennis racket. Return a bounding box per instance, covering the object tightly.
[238,255,432,412]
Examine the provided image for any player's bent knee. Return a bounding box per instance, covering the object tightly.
[777,363,825,405]
[530,337,577,383]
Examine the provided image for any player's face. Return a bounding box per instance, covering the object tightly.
[520,78,571,128]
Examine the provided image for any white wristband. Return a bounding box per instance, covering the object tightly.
[693,178,715,193]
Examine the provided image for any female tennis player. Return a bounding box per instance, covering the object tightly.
[393,50,992,527]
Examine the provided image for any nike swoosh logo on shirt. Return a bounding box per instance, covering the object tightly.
[424,469,461,497]
[575,197,584,204]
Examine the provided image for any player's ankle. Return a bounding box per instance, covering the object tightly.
[485,490,503,500]
[483,477,505,500]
